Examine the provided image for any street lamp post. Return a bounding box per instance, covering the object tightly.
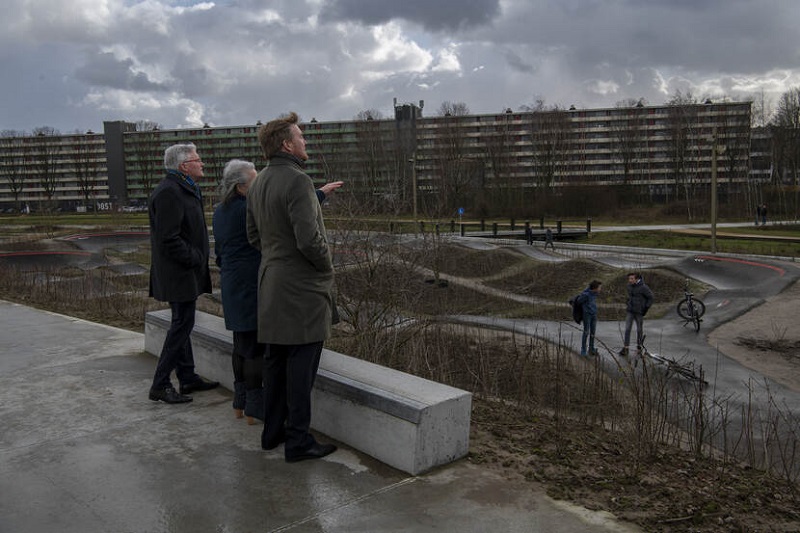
[709,128,726,255]
[409,155,417,220]
[711,128,718,254]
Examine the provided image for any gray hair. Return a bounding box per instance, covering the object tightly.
[163,143,198,170]
[219,159,256,204]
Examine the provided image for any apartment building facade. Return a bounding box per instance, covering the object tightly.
[0,100,761,214]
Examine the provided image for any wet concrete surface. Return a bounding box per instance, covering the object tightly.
[0,231,151,272]
[0,250,95,269]
[0,300,641,533]
[60,230,150,254]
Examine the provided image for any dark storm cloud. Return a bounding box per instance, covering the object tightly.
[320,0,501,31]
[2,0,799,133]
[485,0,798,77]
[76,52,168,92]
[172,61,214,99]
[504,49,536,74]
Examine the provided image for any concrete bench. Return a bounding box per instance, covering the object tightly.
[144,309,472,475]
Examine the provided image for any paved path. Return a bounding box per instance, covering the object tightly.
[443,240,800,471]
[0,300,640,533]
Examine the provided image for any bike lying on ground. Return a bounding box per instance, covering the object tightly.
[635,335,708,385]
[676,278,706,332]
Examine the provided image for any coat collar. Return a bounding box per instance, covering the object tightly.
[166,169,202,199]
[269,152,306,168]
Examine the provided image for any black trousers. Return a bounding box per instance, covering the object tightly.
[151,300,199,390]
[232,330,265,390]
[261,341,323,455]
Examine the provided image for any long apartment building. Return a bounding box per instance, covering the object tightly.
[0,100,760,213]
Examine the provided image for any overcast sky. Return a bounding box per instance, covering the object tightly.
[2,0,798,134]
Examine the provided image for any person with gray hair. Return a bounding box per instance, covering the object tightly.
[148,143,219,404]
[212,159,265,423]
[218,159,256,204]
[213,157,343,423]
[163,143,199,171]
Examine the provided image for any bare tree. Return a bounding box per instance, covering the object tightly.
[72,134,97,210]
[483,109,517,213]
[721,108,753,216]
[31,127,61,211]
[751,89,774,128]
[135,120,161,132]
[429,112,480,216]
[612,99,647,187]
[0,132,25,211]
[526,100,571,193]
[197,137,225,208]
[773,88,800,182]
[351,110,396,214]
[354,109,384,121]
[436,101,470,117]
[771,87,800,218]
[666,91,699,219]
[131,121,163,202]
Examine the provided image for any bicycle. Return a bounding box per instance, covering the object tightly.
[676,278,706,332]
[638,335,708,385]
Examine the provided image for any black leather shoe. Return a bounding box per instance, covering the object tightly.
[149,386,192,404]
[285,442,337,463]
[179,379,220,395]
[262,431,286,451]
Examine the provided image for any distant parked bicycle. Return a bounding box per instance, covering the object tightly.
[676,278,706,332]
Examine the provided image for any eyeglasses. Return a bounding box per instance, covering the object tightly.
[183,158,202,164]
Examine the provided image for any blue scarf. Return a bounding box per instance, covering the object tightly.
[167,169,201,199]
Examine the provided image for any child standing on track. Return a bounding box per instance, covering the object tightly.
[580,280,602,357]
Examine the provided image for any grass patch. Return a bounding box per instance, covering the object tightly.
[584,230,799,257]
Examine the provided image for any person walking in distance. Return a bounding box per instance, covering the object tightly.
[619,272,653,357]
[246,112,340,463]
[544,227,555,250]
[148,143,219,404]
[579,280,602,357]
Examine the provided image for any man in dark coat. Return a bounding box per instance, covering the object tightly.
[148,143,218,404]
[246,112,339,463]
[619,272,654,356]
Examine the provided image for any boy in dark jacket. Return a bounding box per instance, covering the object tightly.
[580,280,602,356]
[620,272,654,356]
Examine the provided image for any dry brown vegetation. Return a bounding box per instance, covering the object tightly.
[2,227,800,532]
[332,322,800,532]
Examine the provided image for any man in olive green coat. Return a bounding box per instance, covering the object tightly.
[246,112,338,463]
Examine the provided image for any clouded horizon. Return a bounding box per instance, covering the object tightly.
[2,0,798,134]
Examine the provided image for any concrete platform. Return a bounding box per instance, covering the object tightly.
[145,309,472,475]
[0,300,640,533]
